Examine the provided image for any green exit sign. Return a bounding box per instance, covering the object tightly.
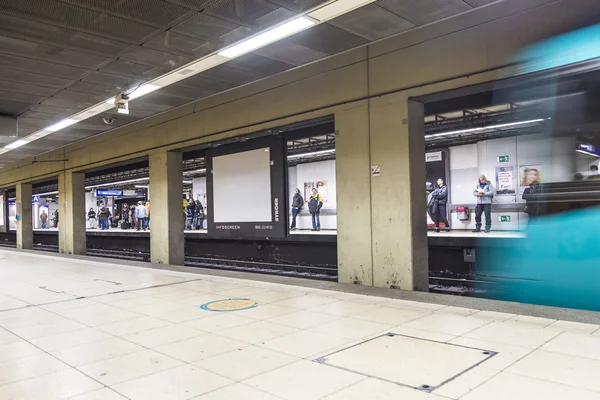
[499,215,512,223]
[497,155,510,163]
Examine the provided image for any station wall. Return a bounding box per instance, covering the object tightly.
[448,134,576,230]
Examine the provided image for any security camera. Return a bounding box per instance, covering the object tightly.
[102,117,115,125]
[115,93,130,115]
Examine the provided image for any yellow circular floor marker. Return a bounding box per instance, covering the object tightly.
[200,298,257,312]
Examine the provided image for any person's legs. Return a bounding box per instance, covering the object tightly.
[316,211,321,231]
[137,217,141,231]
[143,217,148,230]
[291,207,298,229]
[41,222,46,229]
[311,212,316,230]
[484,204,492,232]
[438,204,449,231]
[474,205,483,232]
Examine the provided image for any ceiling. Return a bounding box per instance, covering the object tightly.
[0,0,497,166]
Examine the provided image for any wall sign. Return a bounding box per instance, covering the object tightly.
[495,166,516,195]
[371,165,381,177]
[96,190,123,196]
[499,215,512,222]
[426,152,442,162]
[497,155,510,163]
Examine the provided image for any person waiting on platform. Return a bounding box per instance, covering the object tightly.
[523,181,543,224]
[98,204,110,230]
[290,188,304,231]
[431,178,450,233]
[145,201,151,229]
[473,174,494,233]
[185,202,195,230]
[308,188,323,231]
[87,208,97,229]
[121,204,131,230]
[135,201,147,231]
[53,210,59,228]
[40,210,48,229]
[194,200,205,229]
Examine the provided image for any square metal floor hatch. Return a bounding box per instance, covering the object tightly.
[315,333,496,392]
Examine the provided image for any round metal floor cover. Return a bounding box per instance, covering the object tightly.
[200,298,257,312]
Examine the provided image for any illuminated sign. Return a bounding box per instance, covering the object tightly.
[577,142,600,157]
[97,190,123,196]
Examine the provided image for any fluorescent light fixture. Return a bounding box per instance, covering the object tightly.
[219,17,315,58]
[287,149,336,159]
[576,149,600,158]
[134,185,149,189]
[183,180,193,184]
[309,0,376,21]
[45,119,78,132]
[425,119,546,138]
[4,139,29,149]
[86,177,149,189]
[128,84,160,100]
[106,98,115,104]
[183,168,207,175]
[34,191,58,197]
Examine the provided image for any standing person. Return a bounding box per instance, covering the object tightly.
[196,201,205,230]
[523,181,542,224]
[98,204,110,230]
[473,174,494,233]
[290,188,304,231]
[185,202,194,230]
[53,210,59,228]
[40,210,48,229]
[87,208,97,229]
[145,201,151,229]
[308,188,323,232]
[135,201,147,231]
[121,204,130,230]
[431,178,450,233]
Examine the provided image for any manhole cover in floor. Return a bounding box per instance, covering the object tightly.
[315,333,496,391]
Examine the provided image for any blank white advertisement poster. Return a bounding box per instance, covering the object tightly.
[213,147,272,223]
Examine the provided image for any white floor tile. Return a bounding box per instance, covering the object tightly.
[155,334,248,362]
[463,321,562,348]
[506,350,600,392]
[403,313,490,336]
[353,306,430,325]
[0,328,21,345]
[471,311,517,322]
[322,378,445,400]
[97,316,171,336]
[50,337,143,366]
[309,317,393,340]
[152,306,213,324]
[194,345,299,381]
[259,330,353,358]
[9,319,86,340]
[244,360,364,400]
[434,367,499,399]
[435,306,480,316]
[449,337,534,371]
[0,341,43,363]
[192,383,284,400]
[29,328,113,352]
[78,349,184,385]
[389,326,457,343]
[0,353,70,385]
[508,315,557,327]
[266,310,342,329]
[184,313,256,333]
[111,365,233,400]
[219,320,298,344]
[462,372,600,400]
[271,295,340,309]
[123,324,205,348]
[0,368,103,400]
[129,300,188,316]
[546,320,600,335]
[541,332,600,360]
[307,301,380,317]
[69,388,129,400]
[251,290,305,304]
[215,286,271,297]
[235,304,297,320]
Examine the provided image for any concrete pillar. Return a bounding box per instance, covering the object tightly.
[15,182,33,250]
[335,103,374,285]
[149,151,184,265]
[369,97,428,291]
[58,171,86,255]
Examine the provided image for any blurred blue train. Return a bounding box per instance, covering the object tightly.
[475,24,600,312]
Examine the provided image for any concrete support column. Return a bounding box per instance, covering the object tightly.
[369,97,428,291]
[15,182,33,250]
[335,103,374,285]
[58,171,86,255]
[149,150,184,265]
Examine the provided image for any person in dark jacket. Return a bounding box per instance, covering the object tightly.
[522,181,543,224]
[473,174,494,233]
[431,178,450,232]
[88,208,97,229]
[290,188,304,231]
[98,204,110,230]
[121,204,130,229]
[308,188,323,231]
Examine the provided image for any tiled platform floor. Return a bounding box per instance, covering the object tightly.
[1,249,599,399]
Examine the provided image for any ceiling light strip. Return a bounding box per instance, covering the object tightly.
[425,119,546,138]
[1,0,375,156]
